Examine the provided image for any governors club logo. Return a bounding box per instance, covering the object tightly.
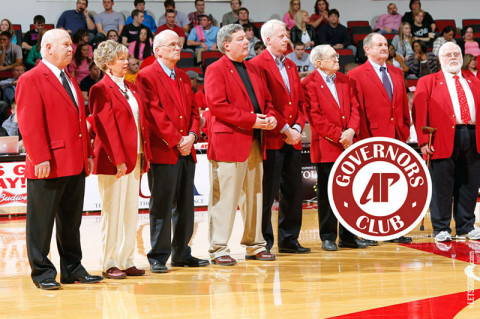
[328,137,431,241]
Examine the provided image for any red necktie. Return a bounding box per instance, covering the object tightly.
[453,75,471,124]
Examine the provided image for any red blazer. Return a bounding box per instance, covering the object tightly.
[250,50,306,150]
[303,71,360,163]
[204,55,276,162]
[463,69,480,80]
[89,75,151,175]
[348,61,410,142]
[413,70,480,159]
[16,61,93,179]
[136,61,200,164]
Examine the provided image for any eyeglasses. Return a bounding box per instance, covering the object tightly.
[161,42,182,49]
[322,53,340,61]
[442,52,461,58]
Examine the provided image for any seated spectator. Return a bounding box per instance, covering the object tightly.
[22,15,45,52]
[128,26,153,61]
[392,22,414,58]
[56,0,96,40]
[68,43,92,83]
[291,10,317,49]
[405,40,437,78]
[318,9,357,56]
[157,0,190,33]
[80,61,103,103]
[0,19,17,45]
[0,31,22,71]
[243,23,260,59]
[2,100,19,137]
[72,29,93,57]
[121,9,153,46]
[0,64,24,106]
[125,0,157,34]
[187,70,206,110]
[235,8,260,39]
[374,2,402,35]
[286,41,314,77]
[462,54,480,79]
[462,26,480,57]
[344,62,359,74]
[155,9,186,48]
[310,0,329,33]
[432,26,456,56]
[386,43,409,74]
[125,56,140,83]
[188,0,215,30]
[26,30,45,69]
[187,14,219,63]
[107,29,119,42]
[283,0,301,30]
[411,9,434,46]
[95,0,125,37]
[402,0,436,33]
[222,0,242,26]
[254,41,266,55]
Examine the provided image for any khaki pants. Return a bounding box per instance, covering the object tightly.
[208,140,267,259]
[98,154,141,271]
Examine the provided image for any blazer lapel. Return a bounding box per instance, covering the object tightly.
[174,67,188,117]
[437,71,455,116]
[223,56,250,101]
[314,71,341,117]
[40,62,79,113]
[263,51,290,96]
[104,75,134,119]
[154,62,181,107]
[462,70,480,122]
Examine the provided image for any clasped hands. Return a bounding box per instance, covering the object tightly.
[339,128,355,149]
[253,114,277,130]
[177,133,196,156]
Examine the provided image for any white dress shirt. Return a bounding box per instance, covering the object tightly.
[368,59,394,95]
[442,69,476,125]
[42,59,79,106]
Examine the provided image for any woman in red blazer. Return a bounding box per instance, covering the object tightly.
[462,54,480,80]
[90,40,151,279]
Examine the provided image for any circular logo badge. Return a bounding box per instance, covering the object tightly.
[328,137,431,241]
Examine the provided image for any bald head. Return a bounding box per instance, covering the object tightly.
[41,29,73,69]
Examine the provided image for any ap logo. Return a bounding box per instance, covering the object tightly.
[328,137,431,241]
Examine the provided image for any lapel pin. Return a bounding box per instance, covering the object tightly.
[230,70,233,73]
[321,85,324,88]
[440,82,443,85]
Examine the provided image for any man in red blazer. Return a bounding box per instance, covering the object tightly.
[16,29,102,290]
[205,24,278,266]
[414,42,480,242]
[250,20,310,254]
[303,44,367,251]
[136,30,209,272]
[348,32,412,245]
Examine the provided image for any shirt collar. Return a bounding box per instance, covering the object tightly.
[368,59,388,72]
[157,58,175,78]
[42,59,64,79]
[442,68,463,80]
[317,69,336,83]
[267,48,285,65]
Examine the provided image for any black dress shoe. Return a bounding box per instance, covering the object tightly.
[362,239,379,246]
[278,242,311,254]
[322,240,338,251]
[171,257,210,267]
[338,238,367,249]
[60,273,103,284]
[150,261,168,273]
[35,278,61,290]
[385,236,413,244]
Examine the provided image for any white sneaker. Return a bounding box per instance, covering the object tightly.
[435,231,452,242]
[464,229,480,240]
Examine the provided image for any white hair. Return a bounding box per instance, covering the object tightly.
[438,42,463,73]
[438,41,461,58]
[217,24,244,54]
[153,29,178,58]
[261,19,286,46]
[363,32,384,49]
[40,29,69,57]
[310,45,333,65]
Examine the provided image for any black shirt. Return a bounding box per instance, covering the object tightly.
[80,74,102,94]
[120,24,153,44]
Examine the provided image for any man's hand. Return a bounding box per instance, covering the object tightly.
[253,114,268,129]
[87,157,94,176]
[421,144,434,155]
[84,8,90,17]
[116,162,126,178]
[201,43,208,50]
[177,134,195,156]
[339,128,355,149]
[283,127,301,145]
[35,161,50,179]
[265,116,277,130]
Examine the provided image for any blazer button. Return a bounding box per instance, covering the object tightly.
[180,115,183,119]
[342,116,345,119]
[251,111,254,113]
[289,115,292,118]
[288,102,292,105]
[180,129,184,133]
[79,134,82,138]
[452,126,455,129]
[390,118,393,121]
[452,115,455,117]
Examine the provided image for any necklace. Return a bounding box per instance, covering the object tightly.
[118,86,129,100]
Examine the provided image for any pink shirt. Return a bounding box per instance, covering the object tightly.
[128,41,153,60]
[465,41,480,57]
[71,43,93,58]
[374,13,403,32]
[283,12,296,29]
[68,58,90,83]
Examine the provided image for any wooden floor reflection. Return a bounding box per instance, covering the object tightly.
[1,209,480,318]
